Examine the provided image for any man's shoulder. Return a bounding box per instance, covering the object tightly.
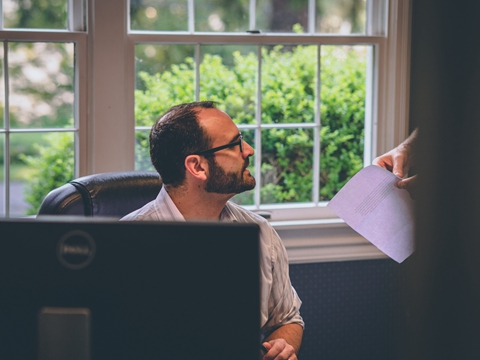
[120,200,157,221]
[225,201,270,226]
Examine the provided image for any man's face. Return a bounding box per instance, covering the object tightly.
[196,108,256,195]
[205,155,256,194]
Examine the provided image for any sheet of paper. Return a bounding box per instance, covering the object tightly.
[327,165,414,263]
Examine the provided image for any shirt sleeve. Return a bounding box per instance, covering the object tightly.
[261,223,304,337]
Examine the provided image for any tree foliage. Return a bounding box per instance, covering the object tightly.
[20,133,74,215]
[4,0,68,29]
[134,45,366,203]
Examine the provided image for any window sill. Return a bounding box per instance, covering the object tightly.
[272,219,387,264]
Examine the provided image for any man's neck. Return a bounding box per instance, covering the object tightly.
[165,186,232,220]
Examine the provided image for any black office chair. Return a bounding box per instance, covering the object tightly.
[37,171,162,217]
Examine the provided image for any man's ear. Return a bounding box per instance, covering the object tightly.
[184,155,208,181]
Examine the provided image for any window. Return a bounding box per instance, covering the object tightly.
[0,0,86,217]
[129,0,410,227]
[1,0,411,263]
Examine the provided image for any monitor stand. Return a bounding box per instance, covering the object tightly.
[38,307,91,360]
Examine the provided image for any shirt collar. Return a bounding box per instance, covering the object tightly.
[155,186,186,221]
[220,202,238,222]
[158,186,238,222]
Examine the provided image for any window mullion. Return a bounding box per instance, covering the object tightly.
[249,0,256,31]
[195,43,200,101]
[254,44,262,209]
[313,45,321,204]
[75,33,89,176]
[68,0,86,32]
[129,33,379,46]
[363,45,375,166]
[73,42,80,178]
[3,41,10,217]
[367,0,388,36]
[308,0,315,34]
[188,0,195,33]
[0,0,3,30]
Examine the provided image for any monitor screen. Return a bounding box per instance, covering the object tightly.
[0,217,260,360]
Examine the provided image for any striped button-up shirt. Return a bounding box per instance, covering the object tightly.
[121,187,304,336]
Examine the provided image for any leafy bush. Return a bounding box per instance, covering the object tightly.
[20,132,74,215]
[319,46,366,199]
[22,44,366,213]
[135,45,366,202]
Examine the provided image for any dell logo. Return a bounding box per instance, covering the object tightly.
[57,230,96,270]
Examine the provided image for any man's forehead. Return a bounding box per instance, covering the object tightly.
[197,108,237,133]
[196,107,228,121]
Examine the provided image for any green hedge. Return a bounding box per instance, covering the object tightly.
[135,45,366,203]
[21,132,74,215]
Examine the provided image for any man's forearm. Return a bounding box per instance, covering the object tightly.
[264,323,304,355]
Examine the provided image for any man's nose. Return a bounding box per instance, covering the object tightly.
[242,141,255,157]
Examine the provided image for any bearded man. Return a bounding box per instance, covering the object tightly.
[121,101,304,360]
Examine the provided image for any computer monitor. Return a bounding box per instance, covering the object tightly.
[0,217,260,360]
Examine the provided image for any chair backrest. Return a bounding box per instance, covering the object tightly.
[37,171,162,217]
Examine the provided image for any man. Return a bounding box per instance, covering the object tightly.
[122,101,304,360]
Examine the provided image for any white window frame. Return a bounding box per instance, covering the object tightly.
[0,0,88,217]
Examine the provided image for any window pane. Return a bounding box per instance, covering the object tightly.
[257,0,309,33]
[261,128,314,204]
[199,45,257,125]
[9,132,74,216]
[320,45,368,201]
[8,42,74,129]
[0,133,4,217]
[261,45,316,124]
[130,0,188,31]
[135,44,195,127]
[135,129,154,171]
[135,44,196,170]
[231,128,255,206]
[316,0,367,34]
[3,0,68,30]
[195,0,249,32]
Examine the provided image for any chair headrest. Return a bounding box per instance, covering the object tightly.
[38,171,162,217]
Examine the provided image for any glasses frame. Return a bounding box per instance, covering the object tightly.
[194,133,243,155]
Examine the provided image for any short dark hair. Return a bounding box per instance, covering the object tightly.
[149,101,217,187]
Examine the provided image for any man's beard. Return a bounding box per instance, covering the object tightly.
[205,157,256,194]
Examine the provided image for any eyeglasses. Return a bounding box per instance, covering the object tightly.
[194,133,243,155]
